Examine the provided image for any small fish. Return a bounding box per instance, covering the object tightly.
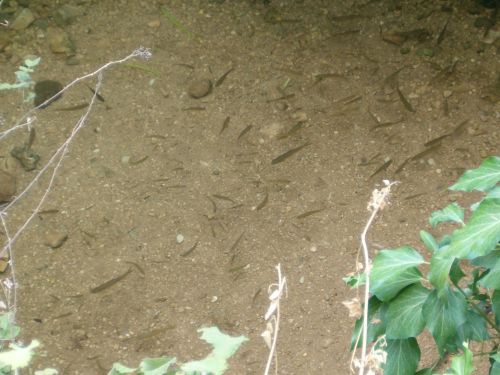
[212,194,236,203]
[228,232,244,253]
[255,192,268,211]
[394,157,410,174]
[370,159,392,178]
[90,268,132,293]
[437,19,449,45]
[271,142,310,165]
[410,144,442,161]
[181,241,199,257]
[396,87,415,112]
[215,67,234,87]
[87,86,105,102]
[237,125,253,141]
[129,155,149,165]
[424,134,450,147]
[277,121,304,139]
[220,116,230,135]
[182,106,206,111]
[313,72,346,83]
[370,117,404,131]
[266,94,295,103]
[404,192,426,200]
[296,208,324,219]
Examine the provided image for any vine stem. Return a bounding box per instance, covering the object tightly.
[358,181,397,375]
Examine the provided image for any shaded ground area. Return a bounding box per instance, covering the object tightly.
[0,0,499,373]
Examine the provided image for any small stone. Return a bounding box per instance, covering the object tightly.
[443,90,452,98]
[292,111,308,122]
[427,158,436,166]
[44,229,68,249]
[55,4,84,26]
[416,48,435,57]
[121,155,130,164]
[0,170,16,203]
[65,55,80,65]
[47,27,75,54]
[10,8,35,30]
[188,79,212,99]
[10,146,40,171]
[148,19,161,28]
[176,234,184,244]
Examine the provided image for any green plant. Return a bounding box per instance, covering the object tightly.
[109,326,247,375]
[0,57,41,102]
[346,156,500,374]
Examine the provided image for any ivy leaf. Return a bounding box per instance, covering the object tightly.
[428,252,455,290]
[139,357,176,375]
[385,283,429,339]
[24,57,41,68]
[441,199,500,259]
[0,340,40,369]
[350,296,386,350]
[343,272,366,288]
[492,290,500,327]
[370,246,424,301]
[383,338,420,375]
[420,230,439,253]
[457,309,489,342]
[449,259,465,285]
[429,203,465,227]
[422,288,467,356]
[107,363,137,375]
[442,342,474,375]
[478,262,500,289]
[490,352,500,375]
[471,186,500,211]
[450,156,500,192]
[181,327,248,375]
[0,312,20,340]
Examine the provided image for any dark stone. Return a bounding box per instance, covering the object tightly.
[34,80,63,108]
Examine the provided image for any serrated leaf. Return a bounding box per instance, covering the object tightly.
[385,283,429,339]
[383,338,420,375]
[139,357,176,375]
[181,327,248,375]
[441,199,500,259]
[422,288,467,356]
[428,252,455,289]
[450,156,500,192]
[429,203,465,227]
[370,246,424,301]
[350,296,386,350]
[421,230,439,253]
[442,342,474,375]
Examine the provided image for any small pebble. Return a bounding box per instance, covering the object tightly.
[44,229,68,249]
[121,155,130,164]
[176,234,184,244]
[188,79,212,99]
[148,19,161,28]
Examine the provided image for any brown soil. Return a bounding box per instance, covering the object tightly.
[0,0,499,374]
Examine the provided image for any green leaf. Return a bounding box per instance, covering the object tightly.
[107,363,137,375]
[458,309,489,342]
[428,252,455,289]
[429,203,465,227]
[181,327,248,375]
[450,156,500,192]
[15,70,31,83]
[343,272,366,288]
[471,186,500,211]
[0,312,20,340]
[490,352,500,375]
[416,368,433,375]
[441,199,500,259]
[139,357,176,375]
[492,290,500,327]
[449,259,465,285]
[420,230,439,253]
[370,246,424,301]
[24,57,41,68]
[350,296,386,350]
[479,262,500,289]
[383,338,420,375]
[0,340,40,369]
[385,283,429,339]
[442,342,474,375]
[422,288,467,356]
